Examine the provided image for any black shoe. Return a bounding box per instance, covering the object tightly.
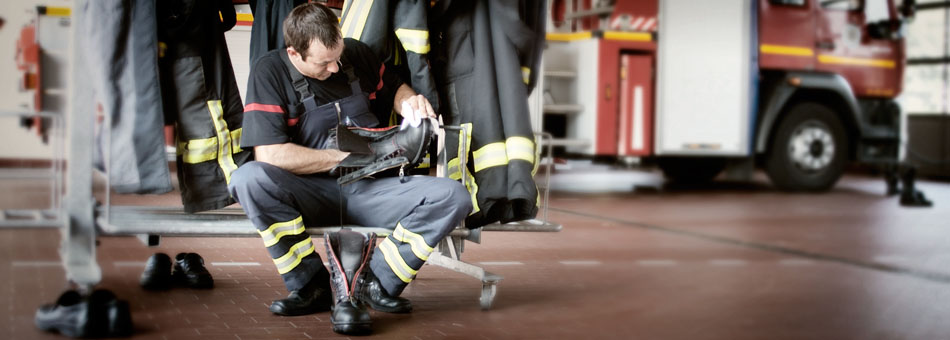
[35,290,97,338]
[270,270,332,316]
[173,253,214,289]
[89,289,133,337]
[140,253,173,290]
[360,269,412,313]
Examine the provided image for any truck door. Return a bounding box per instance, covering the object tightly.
[814,0,903,97]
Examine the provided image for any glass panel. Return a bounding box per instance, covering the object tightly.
[902,65,946,114]
[906,8,947,59]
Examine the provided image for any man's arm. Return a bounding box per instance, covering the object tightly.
[255,143,349,175]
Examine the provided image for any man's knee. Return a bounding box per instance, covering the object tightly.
[228,161,272,199]
[431,179,473,217]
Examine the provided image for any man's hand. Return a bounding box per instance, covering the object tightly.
[394,84,435,130]
[400,93,436,121]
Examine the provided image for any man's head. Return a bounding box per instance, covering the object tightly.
[284,3,343,80]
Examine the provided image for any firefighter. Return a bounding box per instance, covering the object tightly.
[227,3,472,335]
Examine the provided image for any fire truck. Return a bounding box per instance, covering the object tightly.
[536,0,916,191]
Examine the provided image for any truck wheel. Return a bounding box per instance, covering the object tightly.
[765,102,848,191]
[658,157,726,184]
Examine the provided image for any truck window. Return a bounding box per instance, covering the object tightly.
[821,0,861,10]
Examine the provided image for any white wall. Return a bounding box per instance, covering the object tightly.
[0,3,255,161]
[0,0,69,160]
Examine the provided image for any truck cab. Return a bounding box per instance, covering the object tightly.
[755,0,912,190]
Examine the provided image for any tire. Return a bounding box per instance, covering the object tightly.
[765,102,848,191]
[658,157,727,184]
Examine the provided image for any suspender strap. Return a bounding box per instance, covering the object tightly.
[279,51,362,119]
[279,50,313,103]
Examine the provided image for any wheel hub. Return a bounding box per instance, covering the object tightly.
[789,123,835,172]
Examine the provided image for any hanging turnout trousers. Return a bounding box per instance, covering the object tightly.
[229,50,471,295]
[431,0,545,228]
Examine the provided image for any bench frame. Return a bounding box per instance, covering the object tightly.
[82,122,560,310]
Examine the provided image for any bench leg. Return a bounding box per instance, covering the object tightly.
[427,242,504,310]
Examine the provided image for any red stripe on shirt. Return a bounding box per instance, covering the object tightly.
[244,103,284,113]
[287,118,299,127]
[376,64,385,91]
[367,64,386,100]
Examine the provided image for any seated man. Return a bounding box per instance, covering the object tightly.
[228,2,472,335]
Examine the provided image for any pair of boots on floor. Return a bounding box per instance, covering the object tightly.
[270,230,411,335]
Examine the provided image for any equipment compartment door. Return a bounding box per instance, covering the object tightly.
[618,54,653,156]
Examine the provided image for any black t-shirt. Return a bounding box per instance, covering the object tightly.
[241,38,403,148]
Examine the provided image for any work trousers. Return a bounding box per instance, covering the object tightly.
[228,161,472,296]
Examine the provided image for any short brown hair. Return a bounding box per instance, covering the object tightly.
[283,3,341,61]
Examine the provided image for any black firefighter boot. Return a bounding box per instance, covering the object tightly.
[899,166,933,207]
[329,118,434,185]
[325,230,377,335]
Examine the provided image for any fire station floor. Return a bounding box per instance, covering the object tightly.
[1,170,949,340]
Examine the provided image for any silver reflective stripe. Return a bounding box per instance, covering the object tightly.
[273,238,315,275]
[258,216,305,247]
[378,238,416,283]
[392,223,434,261]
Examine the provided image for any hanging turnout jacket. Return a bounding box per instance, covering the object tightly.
[430,0,546,228]
[248,0,307,68]
[340,0,440,116]
[157,0,252,213]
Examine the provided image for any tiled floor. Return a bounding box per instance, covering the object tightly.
[1,172,949,339]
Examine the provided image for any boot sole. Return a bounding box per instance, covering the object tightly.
[367,301,412,314]
[333,322,372,335]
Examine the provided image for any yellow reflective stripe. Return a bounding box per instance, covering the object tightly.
[379,238,415,283]
[521,67,531,85]
[392,223,434,261]
[447,157,462,180]
[207,100,239,184]
[178,137,217,164]
[533,135,542,176]
[473,142,507,172]
[458,123,479,214]
[464,168,480,215]
[394,28,430,54]
[506,136,535,164]
[258,216,305,248]
[341,0,374,40]
[230,128,243,154]
[273,238,315,274]
[760,44,814,57]
[817,54,895,68]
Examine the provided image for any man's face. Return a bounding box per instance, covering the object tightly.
[290,38,343,81]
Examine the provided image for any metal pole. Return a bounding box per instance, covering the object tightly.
[62,0,101,288]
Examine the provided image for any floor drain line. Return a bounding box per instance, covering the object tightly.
[551,207,950,284]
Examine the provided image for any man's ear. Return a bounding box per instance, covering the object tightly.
[287,46,300,60]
